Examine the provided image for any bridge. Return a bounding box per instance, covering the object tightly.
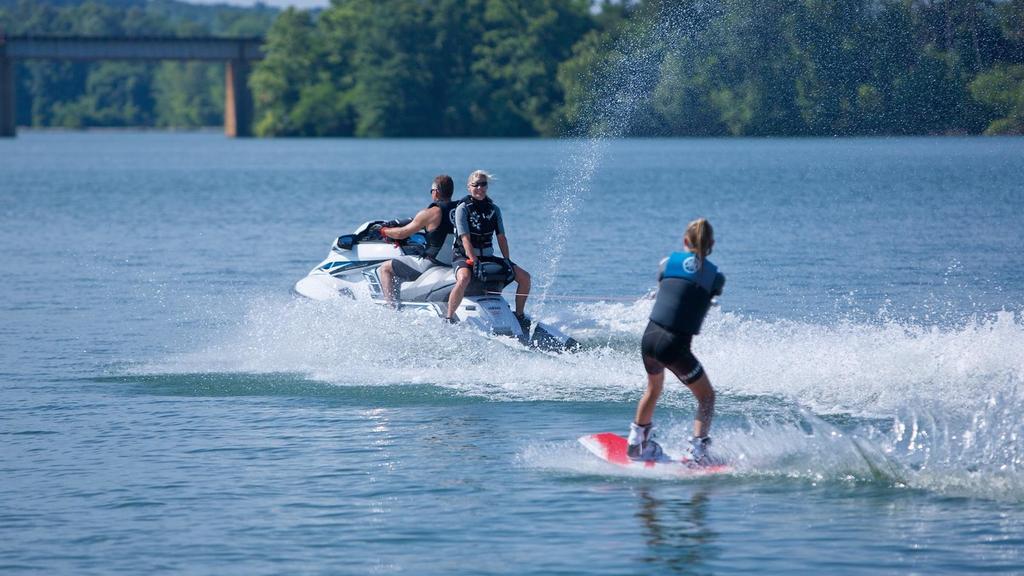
[0,35,264,137]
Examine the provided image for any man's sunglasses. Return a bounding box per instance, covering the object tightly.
[471,181,488,188]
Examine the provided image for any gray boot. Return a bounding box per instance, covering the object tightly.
[688,436,712,465]
[627,422,663,461]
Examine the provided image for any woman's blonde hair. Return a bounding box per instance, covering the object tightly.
[467,170,494,186]
[684,218,715,264]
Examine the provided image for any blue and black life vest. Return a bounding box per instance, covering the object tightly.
[649,251,725,335]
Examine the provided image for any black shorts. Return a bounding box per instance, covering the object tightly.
[640,320,704,384]
[453,256,517,274]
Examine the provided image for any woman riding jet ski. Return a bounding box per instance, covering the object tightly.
[293,219,578,352]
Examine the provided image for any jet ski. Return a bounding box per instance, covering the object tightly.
[294,221,579,352]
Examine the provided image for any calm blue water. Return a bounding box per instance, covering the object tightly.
[2,132,1024,574]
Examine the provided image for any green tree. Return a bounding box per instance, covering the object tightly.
[556,29,618,136]
[7,0,1024,136]
[423,0,490,136]
[470,0,592,136]
[153,62,222,127]
[251,7,322,136]
[344,0,434,136]
[83,62,154,126]
[969,64,1024,134]
[998,0,1024,44]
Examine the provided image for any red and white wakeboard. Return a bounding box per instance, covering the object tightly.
[578,432,732,474]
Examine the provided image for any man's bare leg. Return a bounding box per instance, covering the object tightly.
[378,261,397,305]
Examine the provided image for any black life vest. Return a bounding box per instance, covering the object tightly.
[423,199,460,259]
[454,195,501,258]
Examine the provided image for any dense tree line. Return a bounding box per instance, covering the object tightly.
[253,0,1022,136]
[0,0,276,128]
[3,0,1022,135]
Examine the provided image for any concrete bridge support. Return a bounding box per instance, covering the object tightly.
[225,59,253,138]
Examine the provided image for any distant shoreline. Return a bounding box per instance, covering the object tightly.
[10,127,1019,139]
[15,126,224,134]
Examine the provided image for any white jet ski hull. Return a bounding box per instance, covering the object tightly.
[294,221,577,351]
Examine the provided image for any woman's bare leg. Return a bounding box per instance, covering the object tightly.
[681,372,715,438]
[446,267,472,319]
[513,265,531,316]
[634,370,665,426]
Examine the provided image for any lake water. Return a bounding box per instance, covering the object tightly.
[2,132,1023,574]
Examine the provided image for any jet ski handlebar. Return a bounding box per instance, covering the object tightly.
[332,220,427,254]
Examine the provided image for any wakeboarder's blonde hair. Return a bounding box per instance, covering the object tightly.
[684,218,715,266]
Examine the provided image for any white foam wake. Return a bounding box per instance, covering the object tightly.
[151,294,1024,418]
[146,294,1024,499]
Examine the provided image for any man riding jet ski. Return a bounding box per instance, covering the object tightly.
[375,174,461,307]
[293,211,578,353]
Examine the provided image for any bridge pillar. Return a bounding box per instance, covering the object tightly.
[225,58,253,138]
[1,55,14,138]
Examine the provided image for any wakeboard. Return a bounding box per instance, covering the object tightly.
[578,432,732,474]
